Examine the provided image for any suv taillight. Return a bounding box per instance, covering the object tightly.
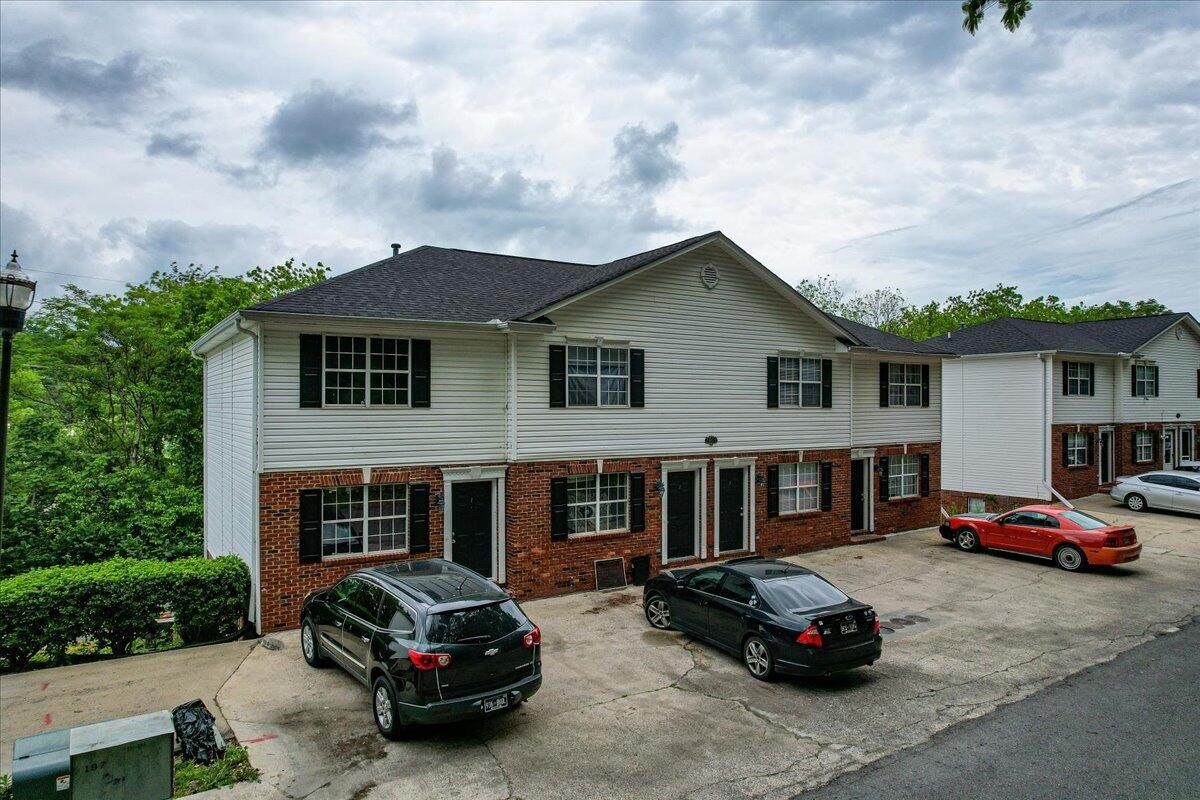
[796,624,823,647]
[523,626,541,648]
[408,649,451,670]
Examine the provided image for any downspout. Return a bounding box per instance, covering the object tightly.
[235,317,263,634]
[493,321,518,462]
[848,351,854,448]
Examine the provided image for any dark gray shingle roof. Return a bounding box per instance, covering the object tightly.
[829,315,952,354]
[250,232,718,323]
[932,314,1193,355]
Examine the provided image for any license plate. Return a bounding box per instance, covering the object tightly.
[840,620,858,635]
[483,694,509,713]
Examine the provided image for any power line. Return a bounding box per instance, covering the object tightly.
[26,268,131,284]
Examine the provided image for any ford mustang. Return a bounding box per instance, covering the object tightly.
[939,505,1140,571]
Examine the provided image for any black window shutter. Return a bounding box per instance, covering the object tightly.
[879,362,890,407]
[550,477,569,540]
[1086,432,1095,466]
[921,363,931,407]
[629,473,646,532]
[299,334,323,408]
[410,339,431,407]
[821,359,833,408]
[298,489,322,563]
[820,462,833,511]
[549,345,566,408]
[409,484,430,553]
[919,453,931,497]
[1152,366,1160,397]
[1061,432,1070,467]
[1152,430,1159,461]
[878,457,890,501]
[1196,368,1199,398]
[1088,363,1095,396]
[766,357,779,408]
[766,465,779,517]
[1062,361,1069,395]
[1131,431,1140,462]
[1130,365,1137,396]
[630,349,645,408]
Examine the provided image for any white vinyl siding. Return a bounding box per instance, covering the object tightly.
[941,355,1049,499]
[852,355,941,446]
[514,242,850,460]
[1052,356,1116,424]
[202,332,258,620]
[260,321,507,469]
[1118,323,1200,423]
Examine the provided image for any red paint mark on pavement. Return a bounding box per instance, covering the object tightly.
[40,682,50,691]
[42,713,53,726]
[241,733,278,745]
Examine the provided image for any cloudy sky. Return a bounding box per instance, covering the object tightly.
[1,0,1197,313]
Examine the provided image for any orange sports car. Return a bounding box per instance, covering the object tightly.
[939,504,1140,571]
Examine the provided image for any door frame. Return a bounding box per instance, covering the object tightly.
[1098,427,1114,485]
[660,459,708,563]
[850,449,875,532]
[440,465,507,584]
[713,457,756,557]
[1163,427,1177,470]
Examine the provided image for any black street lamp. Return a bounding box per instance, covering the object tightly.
[1,251,37,522]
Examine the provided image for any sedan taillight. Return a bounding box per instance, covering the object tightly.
[408,649,451,670]
[523,626,541,648]
[795,624,823,648]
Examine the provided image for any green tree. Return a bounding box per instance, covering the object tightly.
[2,260,326,576]
[795,275,907,328]
[962,0,1032,35]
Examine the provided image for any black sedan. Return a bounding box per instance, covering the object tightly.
[642,556,881,680]
[300,559,542,738]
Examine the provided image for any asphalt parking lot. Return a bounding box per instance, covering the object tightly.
[213,494,1200,800]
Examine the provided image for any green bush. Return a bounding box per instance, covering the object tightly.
[0,556,248,670]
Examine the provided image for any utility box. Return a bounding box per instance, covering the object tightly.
[13,711,175,800]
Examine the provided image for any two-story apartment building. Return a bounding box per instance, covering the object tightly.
[193,232,945,632]
[939,314,1200,512]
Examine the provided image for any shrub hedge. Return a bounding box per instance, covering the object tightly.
[0,556,249,670]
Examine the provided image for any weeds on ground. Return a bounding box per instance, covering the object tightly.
[1,774,12,800]
[173,746,260,797]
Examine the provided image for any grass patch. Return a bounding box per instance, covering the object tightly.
[173,746,260,797]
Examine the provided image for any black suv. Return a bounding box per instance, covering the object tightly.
[642,556,881,680]
[300,559,542,737]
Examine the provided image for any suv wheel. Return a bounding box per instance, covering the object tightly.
[301,619,328,667]
[644,594,673,630]
[372,675,405,740]
[1054,544,1086,572]
[742,635,775,681]
[954,528,981,552]
[1124,493,1147,512]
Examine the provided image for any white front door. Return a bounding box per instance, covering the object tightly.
[1163,428,1176,469]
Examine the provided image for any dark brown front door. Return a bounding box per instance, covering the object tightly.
[666,471,697,560]
[451,481,493,577]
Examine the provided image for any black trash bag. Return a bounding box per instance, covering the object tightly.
[172,699,226,765]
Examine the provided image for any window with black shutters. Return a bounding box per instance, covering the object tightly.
[1064,362,1094,396]
[1133,363,1158,397]
[321,484,409,556]
[323,335,411,406]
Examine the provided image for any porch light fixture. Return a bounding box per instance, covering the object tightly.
[432,491,444,507]
[654,479,665,495]
[704,435,718,446]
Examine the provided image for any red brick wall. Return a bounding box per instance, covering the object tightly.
[940,489,1044,515]
[872,443,942,535]
[256,444,941,632]
[1050,423,1102,500]
[1114,422,1162,478]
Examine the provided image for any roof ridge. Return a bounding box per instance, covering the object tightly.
[425,245,594,268]
[599,230,721,266]
[253,244,436,310]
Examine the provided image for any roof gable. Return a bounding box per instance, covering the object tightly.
[934,313,1196,356]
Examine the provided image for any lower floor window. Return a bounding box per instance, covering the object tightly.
[779,462,819,514]
[322,484,408,556]
[567,473,629,534]
[1135,431,1154,463]
[1066,432,1089,467]
[888,455,919,498]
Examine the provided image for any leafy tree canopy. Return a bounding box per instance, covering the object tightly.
[962,0,1032,35]
[2,260,326,576]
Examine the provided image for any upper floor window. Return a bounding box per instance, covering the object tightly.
[1065,431,1089,467]
[779,357,823,408]
[324,335,409,406]
[1064,362,1094,396]
[888,363,924,407]
[778,462,819,514]
[888,455,919,498]
[1132,363,1158,398]
[321,484,409,556]
[568,345,629,407]
[566,473,629,534]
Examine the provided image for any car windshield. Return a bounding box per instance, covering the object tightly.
[1059,510,1110,530]
[760,574,848,613]
[425,600,527,644]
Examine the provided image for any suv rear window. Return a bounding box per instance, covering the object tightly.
[761,574,848,613]
[425,600,527,644]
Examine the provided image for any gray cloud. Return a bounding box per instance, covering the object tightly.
[611,123,683,191]
[145,133,202,159]
[259,82,417,164]
[0,39,163,123]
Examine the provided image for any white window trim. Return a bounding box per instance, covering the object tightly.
[566,343,631,408]
[778,355,823,408]
[713,457,756,556]
[1133,362,1157,398]
[320,483,410,558]
[565,473,631,538]
[1135,430,1154,463]
[1065,361,1092,396]
[440,465,507,584]
[660,459,708,563]
[322,334,412,408]
[888,362,924,408]
[1066,431,1088,467]
[888,455,920,499]
[778,461,820,516]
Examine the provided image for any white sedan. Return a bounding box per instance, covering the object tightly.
[1109,471,1200,514]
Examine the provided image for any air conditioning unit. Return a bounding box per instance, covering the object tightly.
[13,711,174,800]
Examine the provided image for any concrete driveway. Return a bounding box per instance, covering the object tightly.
[219,494,1199,800]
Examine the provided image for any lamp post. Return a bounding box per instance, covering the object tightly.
[1,251,37,522]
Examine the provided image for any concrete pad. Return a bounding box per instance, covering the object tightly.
[218,494,1200,799]
[0,638,256,775]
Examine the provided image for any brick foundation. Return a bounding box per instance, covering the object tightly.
[257,443,942,632]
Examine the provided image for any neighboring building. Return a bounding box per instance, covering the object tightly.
[193,232,945,632]
[938,314,1200,512]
